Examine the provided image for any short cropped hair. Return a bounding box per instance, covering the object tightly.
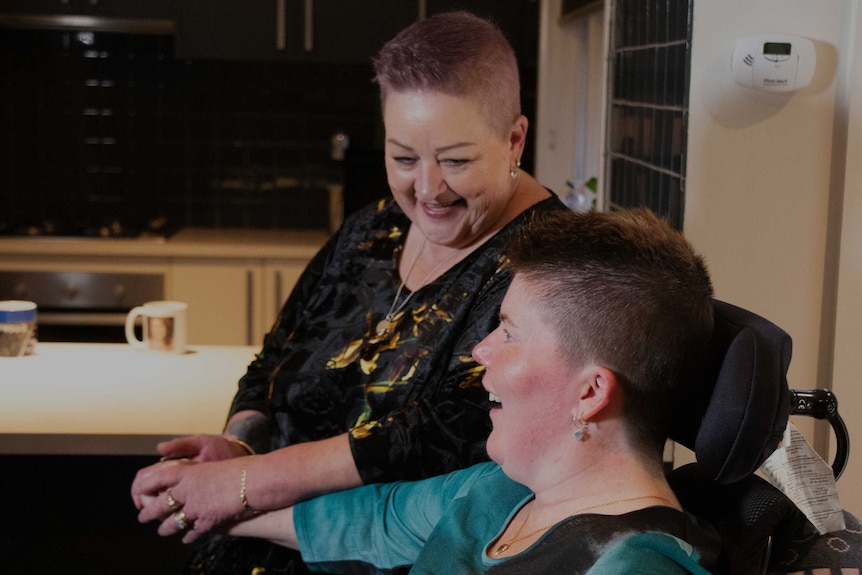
[373,11,521,139]
[506,208,714,461]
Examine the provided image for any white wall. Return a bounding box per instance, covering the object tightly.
[536,0,862,516]
[685,0,860,516]
[831,0,862,516]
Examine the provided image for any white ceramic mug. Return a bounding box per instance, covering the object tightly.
[125,301,188,353]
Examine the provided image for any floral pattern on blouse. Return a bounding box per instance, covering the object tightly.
[229,195,565,484]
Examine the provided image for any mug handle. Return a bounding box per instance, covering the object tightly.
[125,306,147,350]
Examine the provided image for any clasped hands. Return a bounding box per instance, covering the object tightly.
[131,434,256,543]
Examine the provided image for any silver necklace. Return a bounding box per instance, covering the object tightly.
[376,236,460,336]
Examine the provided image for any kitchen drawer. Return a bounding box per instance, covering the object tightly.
[169,256,309,346]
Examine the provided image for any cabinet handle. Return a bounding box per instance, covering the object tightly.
[274,270,284,320]
[246,270,255,346]
[304,0,314,52]
[276,0,286,50]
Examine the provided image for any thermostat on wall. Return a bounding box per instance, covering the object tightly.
[732,35,815,92]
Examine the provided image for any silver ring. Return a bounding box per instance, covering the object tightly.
[173,511,190,531]
[166,489,180,511]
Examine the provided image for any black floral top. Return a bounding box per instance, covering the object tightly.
[230,195,565,484]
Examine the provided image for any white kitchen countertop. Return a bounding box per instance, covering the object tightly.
[0,343,258,455]
[0,227,330,260]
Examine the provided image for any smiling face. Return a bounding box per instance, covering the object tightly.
[472,275,587,481]
[382,90,525,250]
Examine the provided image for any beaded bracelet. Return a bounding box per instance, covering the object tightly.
[240,457,257,512]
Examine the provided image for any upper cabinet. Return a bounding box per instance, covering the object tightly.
[1,0,538,66]
[173,0,538,65]
[426,0,539,66]
[174,0,420,63]
[0,0,177,20]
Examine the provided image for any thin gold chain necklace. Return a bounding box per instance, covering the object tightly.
[492,495,674,556]
[375,236,460,336]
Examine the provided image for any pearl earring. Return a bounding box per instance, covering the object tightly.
[510,159,521,179]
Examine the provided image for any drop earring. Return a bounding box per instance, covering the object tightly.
[510,159,521,179]
[573,414,589,442]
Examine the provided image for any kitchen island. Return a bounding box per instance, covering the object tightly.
[0,342,262,573]
[0,342,258,455]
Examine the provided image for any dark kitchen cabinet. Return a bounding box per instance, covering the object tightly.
[175,0,419,63]
[425,0,539,66]
[0,0,176,20]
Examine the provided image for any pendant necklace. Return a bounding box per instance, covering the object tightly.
[492,495,674,556]
[375,236,460,336]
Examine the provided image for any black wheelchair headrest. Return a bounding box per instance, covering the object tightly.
[669,300,792,484]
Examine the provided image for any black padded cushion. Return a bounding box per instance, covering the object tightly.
[669,300,792,484]
[668,463,807,575]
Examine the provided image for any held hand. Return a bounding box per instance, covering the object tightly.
[134,434,361,541]
[130,435,248,510]
[136,457,254,544]
[131,457,195,510]
[157,434,250,463]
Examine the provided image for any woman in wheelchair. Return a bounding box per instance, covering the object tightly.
[226,208,720,574]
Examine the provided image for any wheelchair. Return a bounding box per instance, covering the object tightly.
[666,300,859,575]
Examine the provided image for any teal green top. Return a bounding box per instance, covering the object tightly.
[293,462,719,574]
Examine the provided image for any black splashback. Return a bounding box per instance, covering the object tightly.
[0,28,383,233]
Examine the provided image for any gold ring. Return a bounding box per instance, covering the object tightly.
[166,489,180,511]
[173,511,190,531]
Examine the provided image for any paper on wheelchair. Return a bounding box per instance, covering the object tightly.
[760,423,845,534]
